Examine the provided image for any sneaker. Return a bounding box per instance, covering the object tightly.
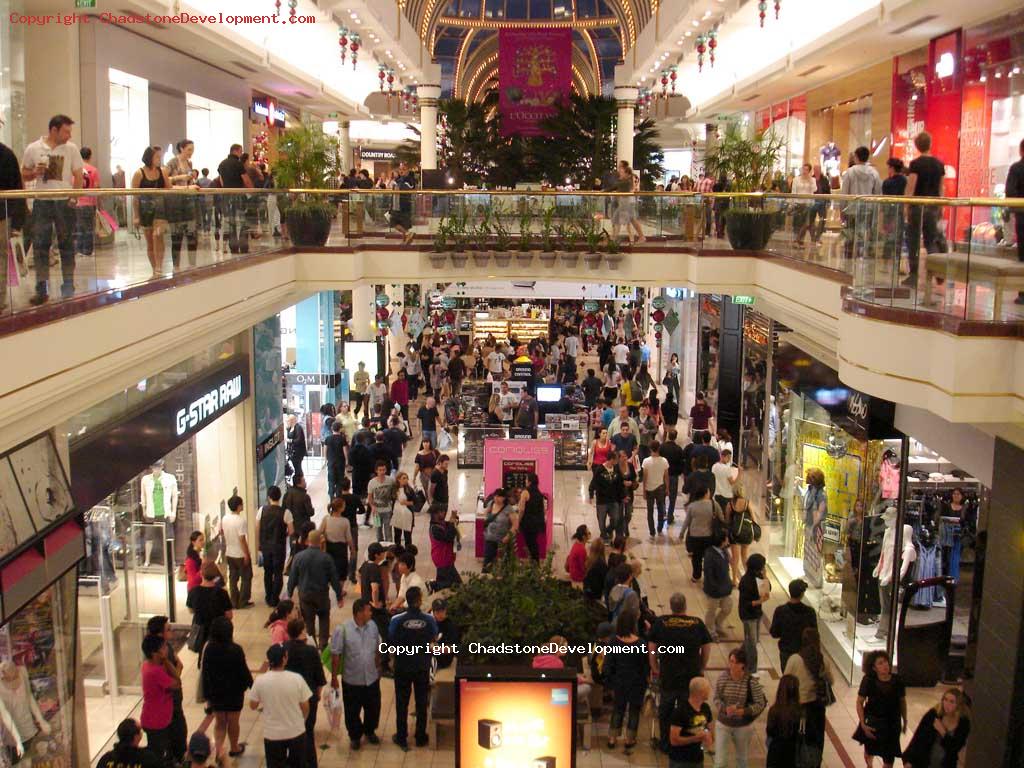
[29,293,49,306]
[392,735,409,752]
[415,735,429,748]
[350,739,361,751]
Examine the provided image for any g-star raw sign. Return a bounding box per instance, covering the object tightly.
[176,374,245,436]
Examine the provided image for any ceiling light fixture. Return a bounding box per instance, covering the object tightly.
[685,30,692,37]
[691,20,699,27]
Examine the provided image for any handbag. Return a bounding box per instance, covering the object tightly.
[795,718,823,768]
[195,644,207,704]
[437,429,453,452]
[186,621,205,653]
[413,489,427,511]
[176,562,188,582]
[816,673,837,706]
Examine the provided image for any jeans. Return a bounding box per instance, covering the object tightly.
[226,556,252,607]
[609,685,644,740]
[342,680,381,742]
[742,618,760,674]
[646,487,667,535]
[596,501,620,539]
[658,686,688,752]
[667,474,681,524]
[713,722,752,768]
[31,199,76,297]
[376,510,393,542]
[704,595,733,637]
[422,429,436,449]
[299,589,331,648]
[264,734,305,768]
[263,549,285,606]
[483,540,500,570]
[75,205,95,256]
[393,670,430,745]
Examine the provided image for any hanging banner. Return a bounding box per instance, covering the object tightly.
[499,28,572,137]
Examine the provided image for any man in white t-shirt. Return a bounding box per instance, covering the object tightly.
[612,338,630,371]
[21,114,84,305]
[498,381,518,423]
[486,349,506,377]
[249,644,312,768]
[219,495,253,609]
[564,332,580,363]
[712,449,739,514]
[388,552,427,613]
[641,440,670,538]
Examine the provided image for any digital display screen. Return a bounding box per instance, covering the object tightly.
[458,678,575,768]
[535,385,562,403]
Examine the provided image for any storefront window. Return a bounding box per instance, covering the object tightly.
[696,295,720,415]
[109,68,149,178]
[0,0,25,152]
[736,310,770,512]
[0,570,78,768]
[186,93,244,176]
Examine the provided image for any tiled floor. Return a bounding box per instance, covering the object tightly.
[82,355,958,767]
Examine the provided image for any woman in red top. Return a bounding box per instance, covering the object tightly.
[566,524,591,585]
[184,531,204,592]
[139,634,180,764]
[390,369,410,422]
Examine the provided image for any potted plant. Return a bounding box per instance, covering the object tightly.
[449,209,469,267]
[516,203,535,266]
[538,205,557,267]
[557,216,581,266]
[603,230,623,269]
[491,203,513,267]
[471,206,491,266]
[271,122,341,247]
[430,217,450,268]
[581,214,604,269]
[702,124,786,250]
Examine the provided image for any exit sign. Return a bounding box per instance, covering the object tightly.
[76,0,96,7]
[733,295,755,305]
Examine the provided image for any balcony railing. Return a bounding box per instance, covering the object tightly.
[1,187,1021,327]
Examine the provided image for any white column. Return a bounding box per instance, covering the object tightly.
[339,120,351,172]
[351,284,376,341]
[614,86,638,166]
[417,85,441,171]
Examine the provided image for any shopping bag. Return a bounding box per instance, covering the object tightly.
[6,240,19,288]
[98,208,119,233]
[325,687,344,731]
[438,429,453,452]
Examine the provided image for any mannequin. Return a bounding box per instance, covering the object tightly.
[140,460,178,568]
[801,468,828,589]
[0,662,48,760]
[872,507,917,640]
[820,141,841,180]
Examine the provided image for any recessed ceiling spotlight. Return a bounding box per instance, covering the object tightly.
[692,20,699,27]
[703,10,712,18]
[995,69,1003,78]
[386,50,392,56]
[349,11,356,18]
[677,39,684,44]
[979,74,987,82]
[685,30,692,37]
[1014,66,1021,75]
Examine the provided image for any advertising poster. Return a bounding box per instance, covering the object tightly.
[253,315,286,501]
[478,439,555,559]
[499,28,572,137]
[458,678,575,768]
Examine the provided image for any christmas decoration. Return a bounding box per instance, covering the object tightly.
[758,0,767,26]
[378,64,386,92]
[349,33,360,69]
[660,70,669,98]
[251,130,270,165]
[287,0,297,21]
[670,67,678,94]
[774,0,781,19]
[386,68,395,94]
[708,28,718,67]
[338,27,348,66]
[274,0,281,15]
[696,33,707,72]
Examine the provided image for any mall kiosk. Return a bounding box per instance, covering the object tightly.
[474,439,555,560]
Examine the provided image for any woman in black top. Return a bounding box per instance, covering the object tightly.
[615,451,637,538]
[766,675,802,767]
[660,390,679,427]
[185,561,232,662]
[902,688,970,768]
[853,651,906,767]
[338,476,363,583]
[518,474,546,562]
[582,538,608,601]
[603,611,649,754]
[200,617,252,758]
[737,553,768,675]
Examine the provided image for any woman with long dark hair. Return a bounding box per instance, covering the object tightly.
[200,617,252,759]
[766,675,802,767]
[263,598,296,645]
[853,650,906,768]
[604,611,648,754]
[184,531,204,592]
[783,627,833,767]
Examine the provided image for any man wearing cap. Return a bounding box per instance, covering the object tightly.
[284,619,326,768]
[287,530,343,649]
[430,598,460,670]
[185,732,214,768]
[769,578,818,672]
[249,645,311,768]
[388,587,438,751]
[648,593,713,754]
[330,598,382,751]
[97,719,162,768]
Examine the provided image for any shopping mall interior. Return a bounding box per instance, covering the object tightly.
[2,0,1024,766]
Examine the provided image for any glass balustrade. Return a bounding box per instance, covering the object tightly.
[1,188,1021,325]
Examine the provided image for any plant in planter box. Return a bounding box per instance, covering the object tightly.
[430,217,450,268]
[446,543,603,666]
[581,214,604,269]
[471,205,492,266]
[491,201,513,266]
[516,202,536,265]
[557,215,581,265]
[448,209,469,267]
[603,230,623,269]
[538,205,557,266]
[272,122,341,247]
[701,124,786,251]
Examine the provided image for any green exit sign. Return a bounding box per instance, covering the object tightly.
[733,295,755,305]
[76,0,96,7]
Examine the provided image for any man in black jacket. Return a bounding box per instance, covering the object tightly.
[581,369,603,408]
[217,144,249,253]
[391,162,417,245]
[259,485,288,606]
[0,138,26,312]
[283,475,315,548]
[285,618,327,767]
[287,414,308,478]
[769,579,818,672]
[660,430,686,526]
[368,432,397,474]
[1007,138,1024,305]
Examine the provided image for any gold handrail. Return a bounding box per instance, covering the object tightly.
[1,187,1022,208]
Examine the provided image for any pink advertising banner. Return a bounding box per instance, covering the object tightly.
[498,27,573,137]
[476,438,555,558]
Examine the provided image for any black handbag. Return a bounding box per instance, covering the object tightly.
[186,621,204,653]
[796,718,823,768]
